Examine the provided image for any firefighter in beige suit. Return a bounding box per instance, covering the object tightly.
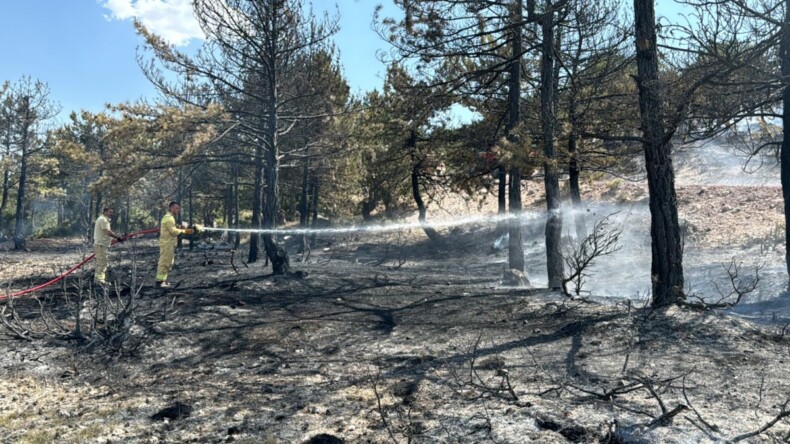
[155,202,196,288]
[93,207,124,285]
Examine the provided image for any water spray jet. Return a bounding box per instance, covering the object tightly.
[199,211,547,236]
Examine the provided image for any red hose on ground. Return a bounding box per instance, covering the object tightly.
[1,228,161,301]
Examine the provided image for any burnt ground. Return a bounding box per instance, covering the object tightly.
[1,183,790,443]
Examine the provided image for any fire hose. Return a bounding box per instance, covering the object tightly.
[1,227,161,301]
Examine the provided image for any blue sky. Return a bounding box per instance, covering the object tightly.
[0,0,399,119]
[0,1,684,120]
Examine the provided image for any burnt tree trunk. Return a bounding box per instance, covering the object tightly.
[507,0,525,272]
[567,30,586,241]
[634,0,685,306]
[225,184,232,227]
[496,166,507,236]
[361,198,376,221]
[262,57,290,275]
[309,174,319,248]
[299,151,309,228]
[176,168,184,249]
[0,166,8,231]
[568,132,586,240]
[299,148,310,254]
[29,201,35,235]
[262,154,289,274]
[541,6,564,290]
[508,169,525,271]
[234,173,241,249]
[0,116,11,232]
[124,194,130,234]
[248,145,263,263]
[408,129,442,243]
[13,97,31,250]
[782,0,790,288]
[57,198,65,226]
[87,194,94,242]
[188,183,193,251]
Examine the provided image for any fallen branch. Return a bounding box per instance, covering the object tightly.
[448,333,519,402]
[647,404,688,429]
[730,399,790,442]
[683,258,761,309]
[0,303,34,341]
[681,376,720,434]
[566,380,645,401]
[230,250,239,274]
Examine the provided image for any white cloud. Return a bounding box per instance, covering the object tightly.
[101,0,204,46]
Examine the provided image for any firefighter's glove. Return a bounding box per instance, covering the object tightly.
[183,228,194,236]
[116,235,126,243]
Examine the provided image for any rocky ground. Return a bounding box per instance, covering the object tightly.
[0,179,789,443]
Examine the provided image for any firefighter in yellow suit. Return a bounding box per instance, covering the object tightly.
[155,201,203,288]
[93,207,124,286]
[156,202,188,288]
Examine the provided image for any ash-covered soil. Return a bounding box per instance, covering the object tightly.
[1,181,790,443]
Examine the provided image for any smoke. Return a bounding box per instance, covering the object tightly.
[509,202,653,299]
[675,137,779,187]
[542,138,786,315]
